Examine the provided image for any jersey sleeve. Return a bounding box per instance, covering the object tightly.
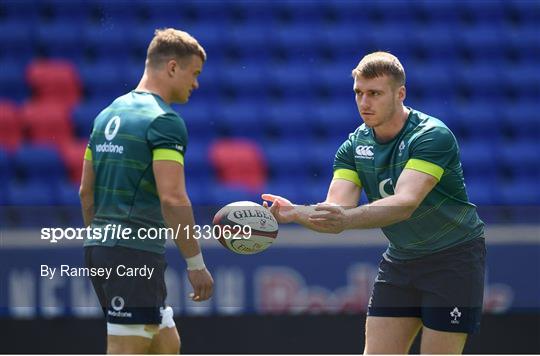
[147,113,188,165]
[333,132,362,187]
[84,126,95,161]
[406,126,458,181]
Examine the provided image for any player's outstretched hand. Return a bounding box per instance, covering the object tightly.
[261,193,297,224]
[308,203,349,234]
[188,268,214,302]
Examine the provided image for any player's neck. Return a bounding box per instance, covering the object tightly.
[135,72,172,104]
[373,106,410,143]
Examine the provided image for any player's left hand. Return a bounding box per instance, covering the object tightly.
[308,203,350,234]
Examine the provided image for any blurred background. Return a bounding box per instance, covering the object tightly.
[0,0,539,353]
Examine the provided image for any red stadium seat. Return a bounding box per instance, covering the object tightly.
[26,59,82,108]
[209,139,268,191]
[59,140,87,184]
[0,100,23,151]
[21,101,73,146]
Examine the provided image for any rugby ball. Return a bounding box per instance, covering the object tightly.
[213,201,279,254]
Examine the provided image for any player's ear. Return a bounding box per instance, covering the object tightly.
[166,59,177,77]
[398,85,406,102]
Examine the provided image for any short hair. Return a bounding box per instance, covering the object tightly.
[146,28,206,68]
[351,51,405,87]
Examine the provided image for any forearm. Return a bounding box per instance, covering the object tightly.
[293,205,341,232]
[161,198,201,259]
[345,195,416,229]
[80,195,94,227]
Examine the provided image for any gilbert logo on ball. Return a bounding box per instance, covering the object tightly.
[213,201,279,254]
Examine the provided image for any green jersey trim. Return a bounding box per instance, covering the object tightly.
[84,147,92,161]
[333,168,362,188]
[405,158,444,181]
[152,148,184,165]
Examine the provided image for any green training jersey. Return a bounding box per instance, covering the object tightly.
[333,108,484,259]
[83,91,187,254]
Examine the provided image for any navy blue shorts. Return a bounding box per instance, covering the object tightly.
[368,238,486,334]
[84,246,167,325]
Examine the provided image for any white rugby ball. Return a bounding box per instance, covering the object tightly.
[212,201,279,254]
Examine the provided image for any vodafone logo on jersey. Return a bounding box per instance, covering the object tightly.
[104,116,121,141]
[355,145,374,159]
[96,115,125,154]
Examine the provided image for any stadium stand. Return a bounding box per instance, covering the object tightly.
[0,0,538,226]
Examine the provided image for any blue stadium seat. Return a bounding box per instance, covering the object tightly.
[226,25,272,60]
[36,22,84,60]
[82,24,130,61]
[136,0,189,24]
[460,0,506,23]
[365,26,412,58]
[0,59,29,102]
[407,64,455,97]
[465,178,496,206]
[459,141,497,178]
[267,64,314,98]
[270,24,323,53]
[87,0,139,26]
[271,0,326,25]
[371,0,417,26]
[507,0,540,23]
[453,102,502,137]
[208,184,261,208]
[72,99,108,138]
[0,20,35,63]
[54,182,80,206]
[500,178,540,205]
[317,63,356,97]
[265,101,311,138]
[216,102,265,138]
[416,0,460,24]
[303,138,340,180]
[501,100,539,138]
[218,64,266,98]
[318,24,367,53]
[6,182,64,227]
[502,64,540,99]
[410,24,459,63]
[79,61,124,100]
[185,176,215,207]
[0,0,39,22]
[176,102,217,140]
[184,141,213,178]
[458,25,506,63]
[263,178,306,205]
[302,180,330,205]
[13,145,66,183]
[181,23,222,49]
[38,0,89,24]
[262,141,307,179]
[0,149,11,185]
[409,101,456,129]
[455,64,504,99]
[326,1,375,25]
[7,181,56,206]
[504,24,540,58]
[499,141,540,179]
[311,100,357,138]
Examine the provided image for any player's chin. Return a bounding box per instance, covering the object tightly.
[360,115,376,126]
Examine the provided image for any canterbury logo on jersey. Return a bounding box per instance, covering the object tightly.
[355,145,374,159]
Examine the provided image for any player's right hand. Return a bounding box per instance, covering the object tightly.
[187,268,214,302]
[261,193,297,224]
